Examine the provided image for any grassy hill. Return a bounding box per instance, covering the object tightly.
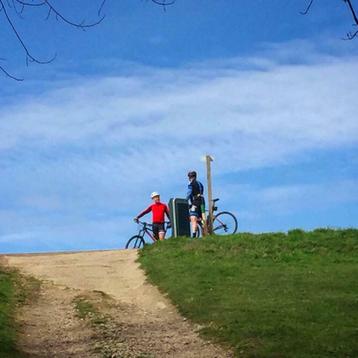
[139,228,358,357]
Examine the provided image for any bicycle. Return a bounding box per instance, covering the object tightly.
[197,198,238,236]
[125,221,171,249]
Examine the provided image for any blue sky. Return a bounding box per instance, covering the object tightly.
[1,0,357,253]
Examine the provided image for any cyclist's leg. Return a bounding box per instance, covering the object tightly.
[158,223,165,241]
[189,204,201,238]
[152,223,159,241]
[190,215,199,237]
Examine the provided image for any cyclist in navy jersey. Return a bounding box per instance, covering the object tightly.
[186,171,205,238]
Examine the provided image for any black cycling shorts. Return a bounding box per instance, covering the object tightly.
[189,202,203,218]
[152,222,165,240]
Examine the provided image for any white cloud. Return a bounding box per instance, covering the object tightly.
[1,54,357,165]
[251,179,358,214]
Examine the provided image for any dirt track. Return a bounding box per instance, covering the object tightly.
[4,250,231,357]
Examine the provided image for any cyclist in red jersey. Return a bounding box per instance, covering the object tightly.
[134,192,171,241]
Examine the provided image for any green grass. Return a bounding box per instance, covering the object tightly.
[73,295,108,325]
[139,228,358,357]
[0,264,40,358]
[74,296,98,319]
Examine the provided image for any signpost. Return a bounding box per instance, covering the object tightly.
[205,154,214,235]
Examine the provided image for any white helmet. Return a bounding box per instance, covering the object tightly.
[151,191,160,199]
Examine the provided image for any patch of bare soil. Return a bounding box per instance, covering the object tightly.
[4,250,232,358]
[76,290,229,358]
[17,282,99,357]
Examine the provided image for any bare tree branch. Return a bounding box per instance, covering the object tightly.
[1,0,177,81]
[42,0,105,29]
[339,0,358,39]
[343,0,358,39]
[11,0,25,19]
[0,0,109,80]
[344,28,358,39]
[151,0,176,5]
[0,0,56,64]
[13,0,106,28]
[344,0,358,24]
[300,0,315,15]
[3,0,356,81]
[301,0,358,40]
[98,0,106,17]
[0,64,23,81]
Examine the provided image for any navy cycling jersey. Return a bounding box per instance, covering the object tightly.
[187,180,204,204]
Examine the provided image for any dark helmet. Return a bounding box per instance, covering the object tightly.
[187,170,197,179]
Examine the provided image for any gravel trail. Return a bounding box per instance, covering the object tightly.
[4,250,231,357]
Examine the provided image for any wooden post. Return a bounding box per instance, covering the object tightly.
[206,155,214,234]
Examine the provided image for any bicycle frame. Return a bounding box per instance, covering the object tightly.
[195,198,237,235]
[137,222,156,242]
[136,221,171,243]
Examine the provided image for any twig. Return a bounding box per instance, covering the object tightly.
[300,0,315,15]
[0,0,55,64]
[1,0,176,81]
[344,0,358,25]
[0,64,23,81]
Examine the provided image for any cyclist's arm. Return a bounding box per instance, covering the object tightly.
[136,205,152,219]
[165,205,171,221]
[186,183,193,202]
[199,181,204,195]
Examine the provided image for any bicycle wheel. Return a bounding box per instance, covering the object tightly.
[212,211,238,235]
[125,235,145,249]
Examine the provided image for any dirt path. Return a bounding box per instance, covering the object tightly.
[4,250,231,357]
[17,282,98,357]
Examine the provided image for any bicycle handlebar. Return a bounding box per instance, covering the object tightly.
[135,220,171,227]
[135,220,152,227]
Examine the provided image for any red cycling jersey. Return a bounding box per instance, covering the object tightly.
[137,202,170,223]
